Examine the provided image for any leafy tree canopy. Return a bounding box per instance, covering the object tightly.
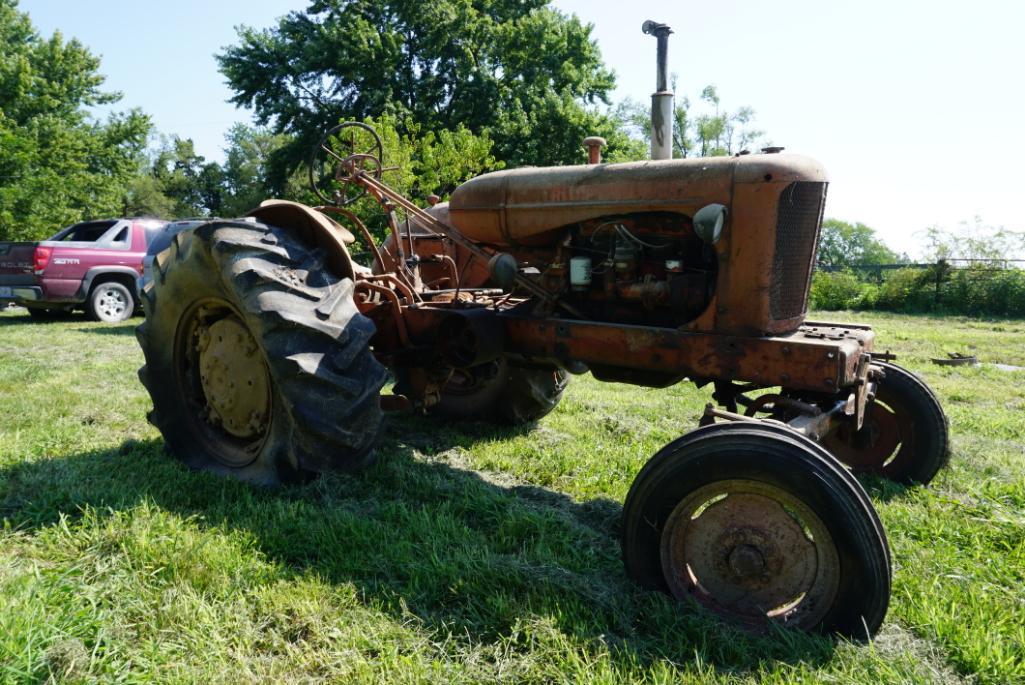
[148,136,223,218]
[616,80,766,159]
[290,114,503,243]
[920,217,1025,262]
[218,0,635,186]
[817,219,900,267]
[219,124,291,217]
[125,128,291,220]
[0,0,150,240]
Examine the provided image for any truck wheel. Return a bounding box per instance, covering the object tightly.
[404,358,569,424]
[136,220,388,485]
[622,422,891,638]
[822,361,949,485]
[87,281,134,323]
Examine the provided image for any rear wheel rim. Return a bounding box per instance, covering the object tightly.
[660,478,840,630]
[174,298,272,468]
[97,288,129,320]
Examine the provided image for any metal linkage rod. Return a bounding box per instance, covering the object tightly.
[356,172,584,317]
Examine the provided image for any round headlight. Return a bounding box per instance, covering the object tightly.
[693,204,727,244]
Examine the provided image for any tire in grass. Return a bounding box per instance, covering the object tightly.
[822,361,950,485]
[621,421,891,638]
[136,220,388,484]
[399,358,569,424]
[87,280,135,323]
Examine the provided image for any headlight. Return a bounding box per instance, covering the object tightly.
[693,203,727,244]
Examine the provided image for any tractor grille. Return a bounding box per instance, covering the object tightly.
[769,181,827,321]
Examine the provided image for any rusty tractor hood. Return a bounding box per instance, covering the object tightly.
[448,154,827,246]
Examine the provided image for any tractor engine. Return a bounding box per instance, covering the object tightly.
[445,153,829,335]
[550,212,716,327]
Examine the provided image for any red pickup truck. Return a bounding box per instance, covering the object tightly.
[0,218,166,322]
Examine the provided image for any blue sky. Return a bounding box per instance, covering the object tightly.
[21,0,1025,256]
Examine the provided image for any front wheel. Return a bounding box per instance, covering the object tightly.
[822,361,949,485]
[622,422,891,638]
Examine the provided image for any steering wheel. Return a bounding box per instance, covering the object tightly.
[308,121,384,206]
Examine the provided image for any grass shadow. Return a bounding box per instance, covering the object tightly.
[73,322,139,336]
[0,309,78,326]
[857,475,914,503]
[0,426,841,674]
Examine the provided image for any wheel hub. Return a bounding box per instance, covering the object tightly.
[660,481,839,628]
[98,288,127,318]
[195,316,270,440]
[823,401,901,470]
[728,543,766,578]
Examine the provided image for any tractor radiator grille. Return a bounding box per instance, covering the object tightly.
[770,181,828,321]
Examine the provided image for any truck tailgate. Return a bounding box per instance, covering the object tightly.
[0,242,37,284]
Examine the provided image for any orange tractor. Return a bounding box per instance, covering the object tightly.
[135,24,947,639]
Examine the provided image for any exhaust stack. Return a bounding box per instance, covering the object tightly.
[642,20,674,160]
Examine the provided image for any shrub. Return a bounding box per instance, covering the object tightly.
[810,270,872,310]
[813,265,1025,317]
[875,268,935,312]
[944,266,1025,317]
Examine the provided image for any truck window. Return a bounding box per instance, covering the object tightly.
[112,227,129,243]
[57,220,118,242]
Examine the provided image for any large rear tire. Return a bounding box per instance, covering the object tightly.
[622,422,891,638]
[136,220,388,484]
[400,358,569,424]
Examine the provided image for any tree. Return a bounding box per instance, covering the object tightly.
[0,0,151,240]
[691,85,764,157]
[148,137,224,218]
[288,114,503,243]
[123,173,175,218]
[219,124,291,216]
[217,0,634,188]
[817,219,900,268]
[615,80,766,160]
[920,217,1025,263]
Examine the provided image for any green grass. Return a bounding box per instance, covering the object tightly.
[0,307,1022,683]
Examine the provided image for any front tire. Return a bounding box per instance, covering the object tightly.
[622,422,891,638]
[136,220,388,484]
[822,361,949,485]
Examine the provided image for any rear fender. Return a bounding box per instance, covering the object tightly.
[245,200,357,281]
[79,267,141,299]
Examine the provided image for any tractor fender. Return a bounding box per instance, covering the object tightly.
[245,199,358,281]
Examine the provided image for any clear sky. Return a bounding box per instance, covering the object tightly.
[20,0,1025,257]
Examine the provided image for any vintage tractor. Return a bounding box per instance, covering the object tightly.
[135,25,948,639]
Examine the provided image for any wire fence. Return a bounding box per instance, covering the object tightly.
[819,258,1025,272]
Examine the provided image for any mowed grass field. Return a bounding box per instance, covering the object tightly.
[0,307,1022,684]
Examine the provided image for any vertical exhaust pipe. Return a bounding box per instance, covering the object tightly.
[642,20,674,160]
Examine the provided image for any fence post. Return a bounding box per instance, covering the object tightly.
[934,259,948,307]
